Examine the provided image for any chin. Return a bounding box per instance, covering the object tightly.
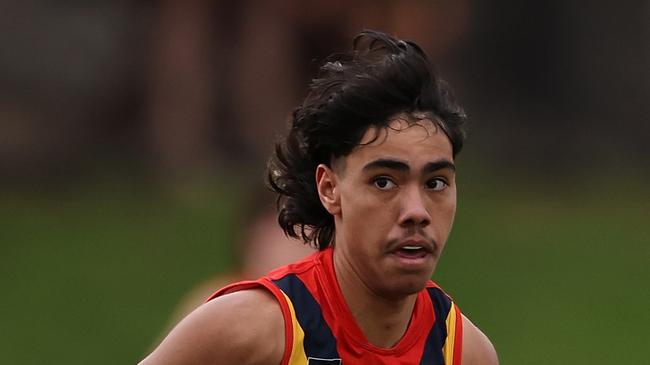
[382,276,430,299]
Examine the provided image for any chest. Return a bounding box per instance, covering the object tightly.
[274,275,454,365]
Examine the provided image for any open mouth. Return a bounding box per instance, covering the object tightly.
[394,245,429,259]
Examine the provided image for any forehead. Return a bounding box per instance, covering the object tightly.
[338,118,454,171]
[360,117,440,144]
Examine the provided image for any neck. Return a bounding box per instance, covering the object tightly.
[333,249,418,348]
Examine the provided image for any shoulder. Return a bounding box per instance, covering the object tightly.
[461,314,499,365]
[139,288,285,365]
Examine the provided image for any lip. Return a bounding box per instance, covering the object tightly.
[387,236,436,269]
[391,237,435,254]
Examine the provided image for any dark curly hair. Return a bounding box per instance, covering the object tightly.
[267,30,467,250]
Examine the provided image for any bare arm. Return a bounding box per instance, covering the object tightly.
[461,314,499,365]
[139,288,285,365]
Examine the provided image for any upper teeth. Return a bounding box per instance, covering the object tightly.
[402,246,421,250]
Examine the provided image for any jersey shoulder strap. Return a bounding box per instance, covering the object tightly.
[207,278,299,365]
[425,283,463,365]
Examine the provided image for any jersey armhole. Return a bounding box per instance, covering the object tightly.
[206,279,294,365]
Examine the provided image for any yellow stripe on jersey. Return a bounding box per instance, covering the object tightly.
[281,291,308,365]
[443,302,458,365]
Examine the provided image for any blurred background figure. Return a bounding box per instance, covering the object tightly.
[1,1,648,365]
[164,191,315,329]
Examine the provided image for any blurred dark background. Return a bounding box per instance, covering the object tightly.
[1,1,648,364]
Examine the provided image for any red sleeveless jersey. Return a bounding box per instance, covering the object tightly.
[209,248,463,365]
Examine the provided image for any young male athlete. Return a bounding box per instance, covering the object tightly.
[140,30,498,365]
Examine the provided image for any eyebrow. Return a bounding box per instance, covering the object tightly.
[362,158,456,174]
[423,160,456,174]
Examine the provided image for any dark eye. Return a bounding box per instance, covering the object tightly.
[426,178,448,191]
[373,177,397,190]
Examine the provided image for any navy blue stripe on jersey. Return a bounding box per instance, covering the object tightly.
[418,287,452,365]
[273,275,340,359]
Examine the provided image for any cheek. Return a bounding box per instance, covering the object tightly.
[446,189,458,223]
[340,189,392,243]
[340,184,375,217]
[440,196,457,220]
[430,194,457,237]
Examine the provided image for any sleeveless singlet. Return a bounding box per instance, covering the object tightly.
[209,248,462,365]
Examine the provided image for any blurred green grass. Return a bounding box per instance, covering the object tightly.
[1,171,648,364]
[436,169,650,364]
[1,181,242,364]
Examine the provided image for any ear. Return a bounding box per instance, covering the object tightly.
[315,164,341,215]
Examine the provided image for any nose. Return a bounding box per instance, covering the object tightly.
[398,185,431,228]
